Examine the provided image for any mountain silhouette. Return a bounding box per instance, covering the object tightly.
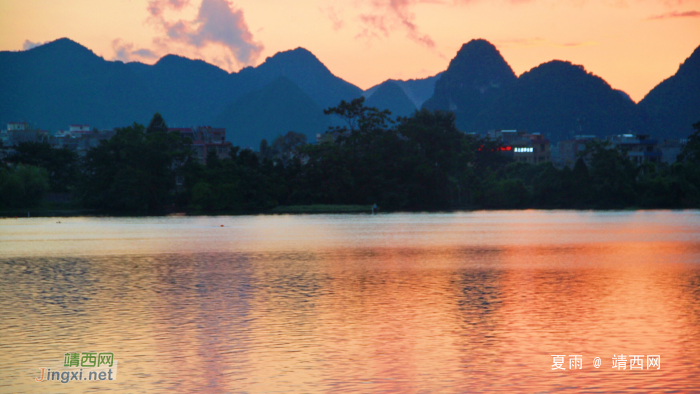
[213,76,331,149]
[0,38,156,130]
[422,39,517,131]
[1,37,698,148]
[237,47,362,110]
[0,39,361,134]
[365,73,443,108]
[470,60,646,141]
[126,54,232,126]
[365,81,417,118]
[639,44,700,138]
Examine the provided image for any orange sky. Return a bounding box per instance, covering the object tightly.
[0,0,698,102]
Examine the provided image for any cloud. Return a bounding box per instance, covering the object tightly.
[648,10,700,19]
[357,0,436,48]
[149,0,263,68]
[111,39,158,62]
[22,40,47,50]
[148,0,191,19]
[132,48,158,58]
[320,6,345,30]
[346,0,696,48]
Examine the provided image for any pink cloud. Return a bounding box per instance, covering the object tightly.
[22,40,47,50]
[111,39,158,62]
[320,6,345,30]
[356,0,436,48]
[146,0,263,68]
[148,0,190,19]
[648,10,700,19]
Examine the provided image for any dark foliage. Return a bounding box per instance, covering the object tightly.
[9,110,700,213]
[5,141,78,192]
[78,115,193,213]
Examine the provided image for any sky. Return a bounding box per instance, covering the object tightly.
[0,0,698,102]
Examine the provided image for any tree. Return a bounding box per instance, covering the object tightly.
[0,165,49,209]
[5,141,78,192]
[582,140,637,207]
[79,114,194,212]
[271,131,307,163]
[679,121,700,163]
[532,162,562,206]
[323,96,392,135]
[146,112,168,134]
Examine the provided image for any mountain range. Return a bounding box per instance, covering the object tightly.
[0,37,698,147]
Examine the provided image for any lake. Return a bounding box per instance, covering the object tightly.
[1,211,699,393]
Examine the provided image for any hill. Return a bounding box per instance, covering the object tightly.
[0,39,361,136]
[213,77,331,148]
[470,60,647,141]
[638,44,700,138]
[237,47,362,110]
[422,39,517,131]
[0,38,157,130]
[365,81,417,118]
[365,73,443,108]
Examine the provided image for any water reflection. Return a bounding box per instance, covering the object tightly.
[1,211,699,393]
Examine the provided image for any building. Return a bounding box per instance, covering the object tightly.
[606,134,661,165]
[69,124,91,133]
[316,133,334,144]
[7,122,28,131]
[658,138,687,164]
[558,135,598,168]
[170,126,232,163]
[52,125,115,156]
[487,129,551,164]
[3,122,49,146]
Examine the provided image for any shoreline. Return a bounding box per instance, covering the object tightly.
[0,205,693,218]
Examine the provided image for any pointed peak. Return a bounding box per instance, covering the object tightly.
[32,37,92,53]
[261,47,325,68]
[156,54,190,63]
[255,47,333,79]
[288,47,315,56]
[154,54,205,67]
[377,80,401,89]
[458,38,499,52]
[153,54,228,74]
[22,37,101,63]
[441,38,517,86]
[451,39,510,66]
[524,60,591,78]
[677,43,700,75]
[46,37,84,48]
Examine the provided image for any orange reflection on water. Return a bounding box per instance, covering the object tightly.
[1,211,700,393]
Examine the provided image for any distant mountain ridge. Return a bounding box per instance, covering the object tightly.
[423,39,517,130]
[422,39,700,141]
[214,76,331,148]
[467,60,646,142]
[0,38,362,134]
[1,37,698,148]
[365,81,417,119]
[638,45,700,138]
[239,48,363,110]
[364,73,443,108]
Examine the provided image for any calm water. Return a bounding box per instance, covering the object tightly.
[1,211,700,393]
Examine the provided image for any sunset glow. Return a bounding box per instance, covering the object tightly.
[0,0,698,102]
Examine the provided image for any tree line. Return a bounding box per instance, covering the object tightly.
[2,99,700,213]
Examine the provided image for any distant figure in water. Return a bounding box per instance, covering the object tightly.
[372,203,378,215]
